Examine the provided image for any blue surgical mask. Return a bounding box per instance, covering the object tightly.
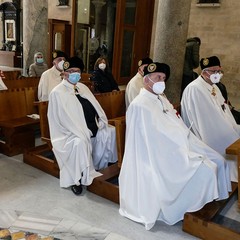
[36,58,44,64]
[68,72,81,84]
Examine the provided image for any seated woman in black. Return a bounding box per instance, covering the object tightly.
[90,57,119,93]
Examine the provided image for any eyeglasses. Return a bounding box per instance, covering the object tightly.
[205,69,224,74]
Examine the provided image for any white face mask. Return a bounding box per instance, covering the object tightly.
[148,76,165,94]
[99,63,106,70]
[57,60,64,71]
[210,73,221,84]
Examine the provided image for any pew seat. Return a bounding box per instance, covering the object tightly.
[226,138,240,208]
[0,88,39,156]
[183,140,240,239]
[183,182,239,240]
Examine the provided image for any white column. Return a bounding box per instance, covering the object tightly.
[22,0,48,76]
[92,0,106,38]
[151,0,192,103]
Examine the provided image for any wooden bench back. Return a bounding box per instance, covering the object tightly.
[0,87,37,121]
[2,70,21,80]
[0,88,27,121]
[81,73,93,92]
[25,87,38,114]
[94,90,126,119]
[3,77,40,101]
[81,73,91,81]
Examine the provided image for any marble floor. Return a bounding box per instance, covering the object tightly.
[0,147,240,240]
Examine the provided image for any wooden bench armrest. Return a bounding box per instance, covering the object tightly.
[108,116,126,168]
[0,116,39,128]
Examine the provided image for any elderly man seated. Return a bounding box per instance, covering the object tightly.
[48,57,117,195]
[181,56,240,182]
[38,50,68,101]
[119,62,231,230]
[125,57,153,109]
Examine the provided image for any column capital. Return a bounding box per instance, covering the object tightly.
[92,0,106,8]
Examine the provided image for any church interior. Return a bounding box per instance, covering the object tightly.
[0,0,240,239]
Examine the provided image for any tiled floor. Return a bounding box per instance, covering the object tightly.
[0,151,201,240]
[0,139,240,239]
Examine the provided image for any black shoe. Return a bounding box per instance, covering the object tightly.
[71,184,83,195]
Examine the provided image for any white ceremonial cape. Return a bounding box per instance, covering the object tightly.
[125,72,144,109]
[38,66,62,101]
[181,76,240,181]
[48,79,117,188]
[119,88,231,230]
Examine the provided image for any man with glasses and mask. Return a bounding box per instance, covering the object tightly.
[181,56,240,182]
[119,62,231,230]
[48,56,117,196]
[38,50,68,101]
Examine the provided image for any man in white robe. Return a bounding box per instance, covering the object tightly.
[38,50,68,101]
[125,57,153,109]
[119,62,231,230]
[48,57,117,195]
[181,56,240,182]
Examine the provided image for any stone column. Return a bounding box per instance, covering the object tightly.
[151,0,192,104]
[92,0,106,38]
[106,1,115,64]
[22,0,48,76]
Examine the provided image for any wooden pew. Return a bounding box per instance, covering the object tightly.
[3,77,40,101]
[183,140,240,239]
[0,87,40,156]
[94,90,126,119]
[81,73,94,92]
[87,116,126,203]
[2,70,21,80]
[38,101,52,149]
[109,116,126,168]
[81,73,91,81]
[23,101,59,178]
[183,183,239,240]
[226,138,240,208]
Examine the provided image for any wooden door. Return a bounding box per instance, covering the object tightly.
[48,19,71,66]
[112,0,155,85]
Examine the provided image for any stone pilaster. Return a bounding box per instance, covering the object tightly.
[22,0,48,75]
[151,0,192,103]
[92,0,106,38]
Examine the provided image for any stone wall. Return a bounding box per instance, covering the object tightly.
[188,0,240,109]
[22,0,48,75]
[48,0,73,23]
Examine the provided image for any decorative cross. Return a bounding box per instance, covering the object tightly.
[211,87,216,96]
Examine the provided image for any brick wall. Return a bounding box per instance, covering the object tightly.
[188,0,240,109]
